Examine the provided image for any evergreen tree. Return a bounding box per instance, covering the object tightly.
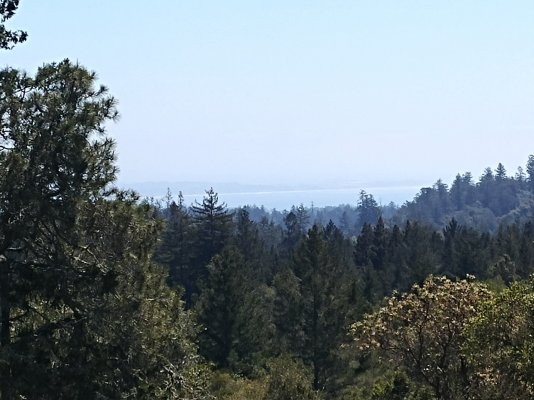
[0,61,211,398]
[450,172,476,211]
[495,162,507,181]
[450,174,465,210]
[434,179,452,217]
[190,187,233,293]
[357,190,381,229]
[280,210,304,258]
[197,247,270,373]
[156,192,192,284]
[293,203,311,233]
[477,167,495,208]
[272,263,304,347]
[191,188,232,260]
[515,166,526,187]
[279,225,352,391]
[527,154,534,192]
[234,207,261,264]
[197,248,243,367]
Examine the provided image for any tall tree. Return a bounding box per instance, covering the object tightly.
[277,224,352,391]
[0,61,211,399]
[196,246,272,374]
[190,187,233,296]
[155,192,195,291]
[0,61,119,399]
[495,162,507,181]
[357,190,381,229]
[191,188,232,260]
[234,207,261,263]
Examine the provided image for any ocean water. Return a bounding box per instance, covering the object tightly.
[180,185,422,211]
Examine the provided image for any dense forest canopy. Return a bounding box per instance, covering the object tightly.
[147,158,534,398]
[3,3,534,399]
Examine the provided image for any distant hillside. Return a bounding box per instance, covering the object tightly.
[391,155,534,232]
[240,155,534,235]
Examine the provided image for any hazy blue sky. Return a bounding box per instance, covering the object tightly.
[4,1,534,188]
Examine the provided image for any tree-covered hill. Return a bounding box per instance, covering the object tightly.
[239,156,534,236]
[393,157,534,231]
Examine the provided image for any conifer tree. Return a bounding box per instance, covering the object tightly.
[277,224,352,391]
[191,188,233,267]
[495,162,507,181]
[188,187,233,303]
[196,247,257,369]
[357,190,381,229]
[155,192,195,293]
[0,60,211,399]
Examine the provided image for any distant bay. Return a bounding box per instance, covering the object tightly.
[123,181,426,210]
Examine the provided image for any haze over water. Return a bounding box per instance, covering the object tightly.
[135,181,424,210]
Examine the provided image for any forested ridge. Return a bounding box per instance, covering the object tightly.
[3,3,534,399]
[242,157,534,237]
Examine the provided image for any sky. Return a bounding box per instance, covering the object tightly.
[3,1,534,192]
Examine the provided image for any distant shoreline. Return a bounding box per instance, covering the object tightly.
[124,182,425,210]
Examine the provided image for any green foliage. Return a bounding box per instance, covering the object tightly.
[229,284,276,375]
[0,61,212,398]
[191,187,233,265]
[0,60,118,397]
[0,0,27,49]
[263,355,322,400]
[394,157,534,231]
[346,371,434,400]
[211,371,268,400]
[212,356,322,400]
[76,197,212,399]
[357,190,381,229]
[353,276,491,400]
[188,187,233,301]
[274,224,356,392]
[197,247,275,374]
[197,247,247,367]
[464,279,534,399]
[155,192,195,295]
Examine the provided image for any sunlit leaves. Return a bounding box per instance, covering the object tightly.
[352,276,490,399]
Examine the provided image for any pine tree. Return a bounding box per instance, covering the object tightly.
[0,60,211,399]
